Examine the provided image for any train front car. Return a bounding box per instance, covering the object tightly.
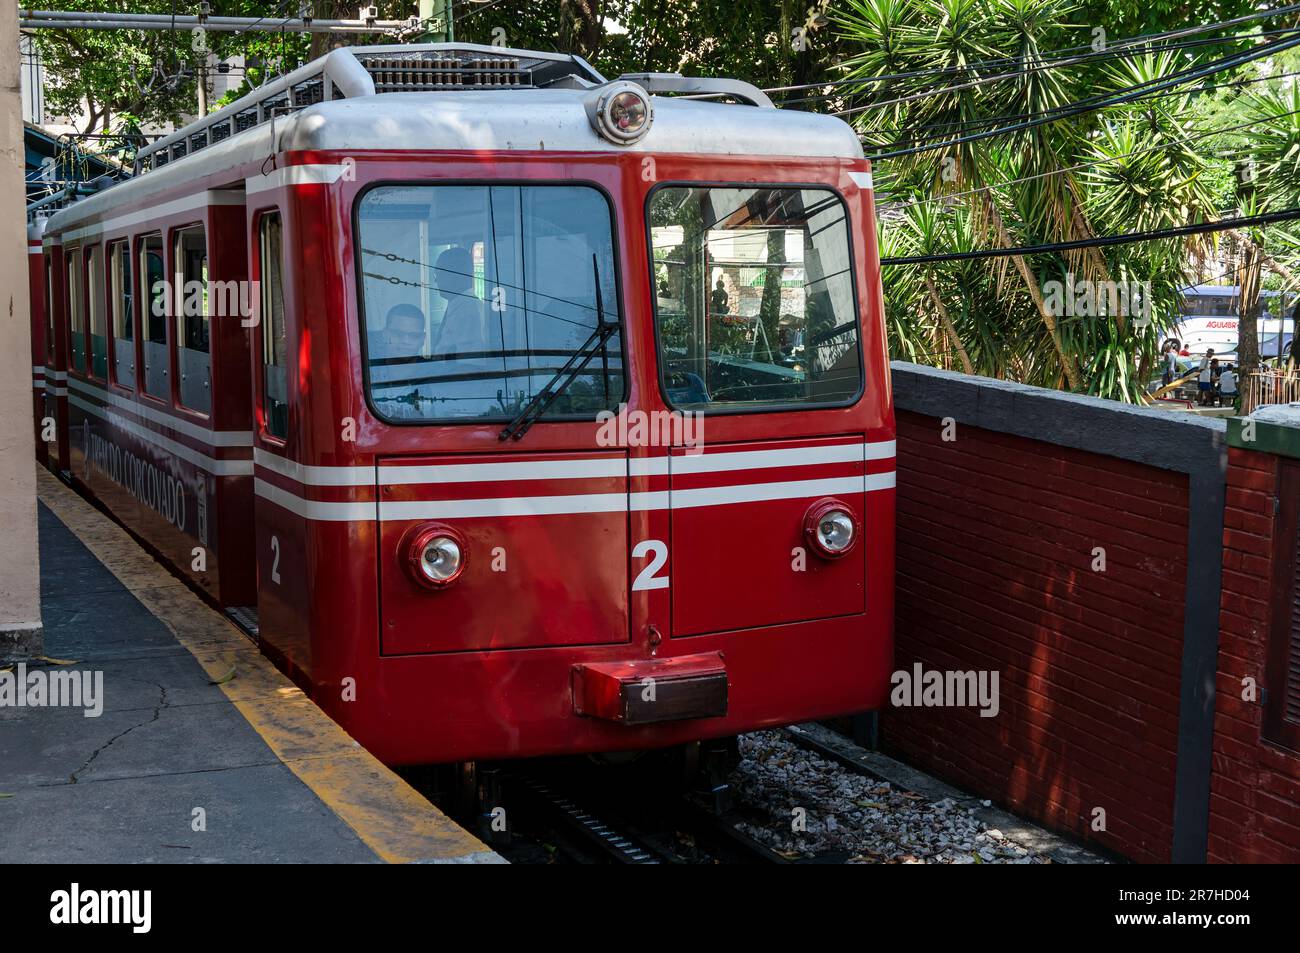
[235,47,895,765]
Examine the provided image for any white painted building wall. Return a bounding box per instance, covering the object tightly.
[2,4,43,659]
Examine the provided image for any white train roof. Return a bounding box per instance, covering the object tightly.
[274,89,863,156]
[45,44,863,240]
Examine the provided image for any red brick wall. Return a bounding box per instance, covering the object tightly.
[884,410,1190,863]
[1208,447,1300,863]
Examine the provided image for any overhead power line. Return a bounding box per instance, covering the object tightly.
[876,79,1300,213]
[843,25,1300,124]
[765,1,1300,96]
[772,25,1298,110]
[865,62,1300,149]
[880,207,1300,266]
[866,27,1300,162]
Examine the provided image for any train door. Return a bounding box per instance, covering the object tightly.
[46,239,75,473]
[197,198,257,610]
[44,244,70,476]
[246,207,295,648]
[355,181,633,655]
[29,231,48,468]
[645,183,880,638]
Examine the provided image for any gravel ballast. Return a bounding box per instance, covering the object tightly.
[730,730,1059,864]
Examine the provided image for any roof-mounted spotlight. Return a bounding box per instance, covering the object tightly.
[585,81,653,145]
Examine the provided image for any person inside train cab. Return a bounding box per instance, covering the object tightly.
[380,303,427,359]
[431,246,487,358]
[371,303,433,419]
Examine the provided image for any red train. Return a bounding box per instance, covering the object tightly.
[29,44,894,765]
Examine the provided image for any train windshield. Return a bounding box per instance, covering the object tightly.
[648,186,862,410]
[357,184,623,423]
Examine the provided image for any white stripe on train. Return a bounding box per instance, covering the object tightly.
[253,472,896,522]
[66,377,253,448]
[56,190,245,245]
[69,395,253,477]
[246,164,349,194]
[51,370,897,518]
[253,449,374,487]
[255,439,897,488]
[60,397,895,492]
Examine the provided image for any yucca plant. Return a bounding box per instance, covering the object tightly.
[837,0,1254,401]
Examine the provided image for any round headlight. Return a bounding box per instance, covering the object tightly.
[420,537,461,581]
[804,500,858,559]
[592,83,653,144]
[405,525,466,588]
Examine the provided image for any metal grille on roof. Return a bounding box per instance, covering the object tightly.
[358,53,525,91]
[293,79,325,108]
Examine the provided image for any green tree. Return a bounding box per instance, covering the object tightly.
[1226,84,1300,372]
[452,0,846,93]
[27,1,414,139]
[837,0,1238,399]
[29,0,204,135]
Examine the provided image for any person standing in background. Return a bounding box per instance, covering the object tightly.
[711,276,730,317]
[1219,362,1238,412]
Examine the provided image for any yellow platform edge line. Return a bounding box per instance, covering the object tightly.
[36,467,503,865]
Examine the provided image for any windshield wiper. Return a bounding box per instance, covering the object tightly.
[499,255,618,442]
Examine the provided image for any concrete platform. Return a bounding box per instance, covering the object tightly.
[0,469,502,864]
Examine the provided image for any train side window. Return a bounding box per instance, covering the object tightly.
[66,247,85,372]
[86,245,108,380]
[259,213,288,439]
[44,255,54,362]
[174,226,211,413]
[138,233,168,401]
[108,239,135,389]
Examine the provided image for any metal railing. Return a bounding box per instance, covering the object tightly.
[1242,366,1300,415]
[132,44,608,175]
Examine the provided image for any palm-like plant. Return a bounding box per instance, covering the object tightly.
[835,0,1252,400]
[1237,82,1300,212]
[1234,83,1300,373]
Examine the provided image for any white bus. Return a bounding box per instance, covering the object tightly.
[1174,284,1295,362]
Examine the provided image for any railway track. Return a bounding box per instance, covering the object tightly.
[487,760,789,865]
[509,774,663,864]
[780,722,890,779]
